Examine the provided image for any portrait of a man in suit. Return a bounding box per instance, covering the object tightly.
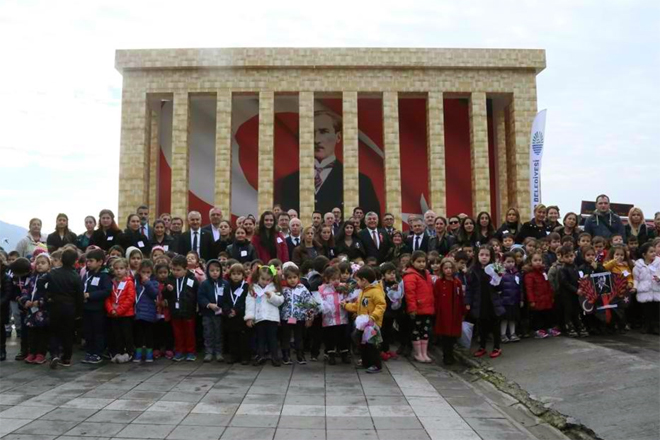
[277,110,380,216]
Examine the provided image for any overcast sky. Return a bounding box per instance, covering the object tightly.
[1,0,658,232]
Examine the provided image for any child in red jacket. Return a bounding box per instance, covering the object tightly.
[524,251,558,339]
[433,258,465,365]
[404,250,435,363]
[105,258,136,363]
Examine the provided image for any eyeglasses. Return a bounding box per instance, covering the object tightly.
[449,221,459,225]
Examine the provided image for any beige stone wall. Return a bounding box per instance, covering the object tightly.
[116,48,543,224]
[298,92,315,224]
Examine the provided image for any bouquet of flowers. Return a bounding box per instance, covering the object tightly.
[485,262,505,286]
[297,299,321,319]
[386,281,404,310]
[362,321,383,345]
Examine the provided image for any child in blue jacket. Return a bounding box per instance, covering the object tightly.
[133,259,159,362]
[82,249,112,364]
[500,253,522,342]
[198,259,227,363]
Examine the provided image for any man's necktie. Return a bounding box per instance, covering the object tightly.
[193,231,198,254]
[314,162,335,192]
[415,235,420,251]
[140,226,145,236]
[372,230,379,249]
[294,238,299,246]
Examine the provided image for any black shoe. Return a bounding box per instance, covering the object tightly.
[443,356,456,366]
[240,359,249,365]
[0,350,6,361]
[327,353,336,365]
[15,352,26,361]
[271,359,281,367]
[340,351,351,364]
[252,357,266,366]
[59,359,72,367]
[50,357,59,370]
[296,352,307,365]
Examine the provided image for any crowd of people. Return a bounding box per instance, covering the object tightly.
[1,194,659,373]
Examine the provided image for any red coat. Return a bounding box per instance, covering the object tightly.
[433,277,465,337]
[403,268,435,316]
[524,268,554,311]
[105,277,136,317]
[252,232,290,263]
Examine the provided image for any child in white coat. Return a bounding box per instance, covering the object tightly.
[245,265,284,366]
[633,243,660,334]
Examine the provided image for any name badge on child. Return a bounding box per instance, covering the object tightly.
[277,237,283,244]
[215,308,223,316]
[543,273,548,281]
[623,270,630,277]
[186,278,194,288]
[514,275,520,285]
[163,245,169,251]
[579,271,584,278]
[118,281,126,290]
[91,277,100,286]
[138,241,145,248]
[175,302,180,309]
[107,236,113,241]
[287,317,297,324]
[256,289,265,297]
[30,306,39,314]
[240,250,248,257]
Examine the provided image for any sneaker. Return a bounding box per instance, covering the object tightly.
[501,335,510,343]
[59,359,72,367]
[387,351,399,360]
[0,350,6,361]
[50,357,60,369]
[579,329,590,338]
[252,356,265,366]
[34,354,46,364]
[380,352,390,361]
[165,350,174,360]
[567,328,578,338]
[548,328,562,337]
[203,353,213,363]
[282,355,292,365]
[186,354,197,362]
[296,352,307,365]
[117,354,128,364]
[341,351,351,364]
[366,366,382,374]
[124,354,133,363]
[153,350,161,359]
[534,330,549,339]
[271,359,281,367]
[173,353,185,362]
[473,348,487,357]
[509,334,521,342]
[111,354,119,363]
[88,354,102,364]
[489,348,502,358]
[215,354,224,363]
[133,349,143,363]
[145,349,154,363]
[24,354,36,364]
[81,353,92,364]
[15,352,26,361]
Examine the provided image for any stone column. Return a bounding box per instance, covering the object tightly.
[215,90,233,218]
[342,91,359,221]
[469,92,491,216]
[494,106,508,222]
[118,87,149,222]
[171,91,191,221]
[258,91,275,215]
[299,92,315,224]
[383,91,403,230]
[148,108,159,216]
[506,82,538,220]
[427,92,446,216]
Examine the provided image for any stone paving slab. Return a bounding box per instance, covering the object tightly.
[0,336,549,440]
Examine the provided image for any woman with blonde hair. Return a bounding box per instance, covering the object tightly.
[626,207,655,245]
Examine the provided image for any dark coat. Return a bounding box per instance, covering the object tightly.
[500,269,521,306]
[286,235,303,260]
[163,274,198,320]
[226,240,257,263]
[120,229,152,256]
[82,270,112,312]
[292,244,324,267]
[176,229,214,261]
[89,228,123,251]
[334,238,366,260]
[221,281,248,329]
[557,264,580,297]
[277,161,381,216]
[465,266,505,319]
[151,235,175,252]
[134,275,159,322]
[46,231,78,253]
[38,267,84,318]
[198,260,227,317]
[358,228,392,264]
[625,223,655,246]
[516,220,549,244]
[584,211,626,240]
[428,233,455,257]
[405,233,430,253]
[0,268,12,323]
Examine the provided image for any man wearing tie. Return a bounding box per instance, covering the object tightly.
[405,216,430,253]
[358,212,391,264]
[382,213,395,237]
[285,218,303,260]
[137,205,154,240]
[424,210,437,237]
[176,211,214,261]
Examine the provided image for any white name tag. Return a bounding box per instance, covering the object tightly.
[175,302,180,309]
[579,271,584,278]
[514,276,520,285]
[107,236,113,241]
[622,270,630,277]
[163,245,169,251]
[240,250,248,257]
[214,309,222,316]
[186,278,194,288]
[543,273,548,281]
[30,306,39,314]
[137,241,145,248]
[256,289,265,297]
[91,277,100,286]
[118,281,126,289]
[277,237,283,244]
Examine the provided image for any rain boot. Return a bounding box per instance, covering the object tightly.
[412,341,425,363]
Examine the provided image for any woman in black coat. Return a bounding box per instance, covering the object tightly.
[89,209,124,252]
[495,208,523,241]
[46,214,78,253]
[151,219,174,252]
[516,204,549,244]
[428,216,455,257]
[334,222,366,261]
[120,214,151,255]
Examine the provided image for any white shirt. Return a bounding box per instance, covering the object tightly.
[412,234,424,251]
[315,154,336,193]
[290,235,301,246]
[211,224,221,241]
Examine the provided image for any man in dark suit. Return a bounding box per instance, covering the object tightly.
[277,111,380,216]
[202,207,224,256]
[285,218,303,260]
[358,212,391,264]
[405,215,430,253]
[176,211,214,261]
[137,205,155,241]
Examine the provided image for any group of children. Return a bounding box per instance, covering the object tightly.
[1,209,659,370]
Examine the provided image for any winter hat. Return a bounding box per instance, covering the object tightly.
[125,246,142,259]
[282,261,298,272]
[31,247,48,261]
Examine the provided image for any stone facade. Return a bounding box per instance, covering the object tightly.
[115,48,544,225]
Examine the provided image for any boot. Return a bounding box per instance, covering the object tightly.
[133,348,143,363]
[327,351,336,365]
[340,350,351,364]
[420,340,433,363]
[412,341,425,363]
[282,349,292,365]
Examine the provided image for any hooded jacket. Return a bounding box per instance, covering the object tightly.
[633,257,660,303]
[198,259,227,317]
[163,273,198,320]
[433,276,464,337]
[280,283,316,322]
[343,282,386,327]
[134,274,159,322]
[82,269,112,312]
[524,267,554,311]
[403,267,435,316]
[584,210,626,240]
[245,282,284,323]
[104,276,136,318]
[500,268,522,306]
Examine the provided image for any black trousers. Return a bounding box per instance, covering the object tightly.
[256,321,279,360]
[111,317,135,354]
[323,324,349,354]
[49,303,75,361]
[441,336,456,360]
[83,310,106,356]
[20,312,29,354]
[154,320,174,351]
[559,294,582,331]
[478,316,501,350]
[354,329,381,369]
[226,317,251,362]
[281,321,305,351]
[27,326,48,355]
[530,310,553,331]
[643,302,660,330]
[134,320,154,349]
[306,315,323,357]
[381,315,395,352]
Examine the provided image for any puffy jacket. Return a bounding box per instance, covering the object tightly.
[105,277,136,317]
[557,264,580,297]
[252,233,289,263]
[280,283,316,322]
[82,270,112,312]
[603,260,633,286]
[1,268,12,323]
[633,257,660,303]
[198,260,227,317]
[226,240,257,263]
[403,268,435,316]
[344,282,386,327]
[433,277,464,337]
[465,266,505,319]
[19,273,49,327]
[134,275,159,322]
[584,211,626,240]
[500,269,521,306]
[245,283,284,323]
[524,267,554,311]
[162,275,198,320]
[319,283,349,327]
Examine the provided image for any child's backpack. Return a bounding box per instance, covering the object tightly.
[547,262,563,293]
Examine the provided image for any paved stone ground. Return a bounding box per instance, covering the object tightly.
[0,335,547,440]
